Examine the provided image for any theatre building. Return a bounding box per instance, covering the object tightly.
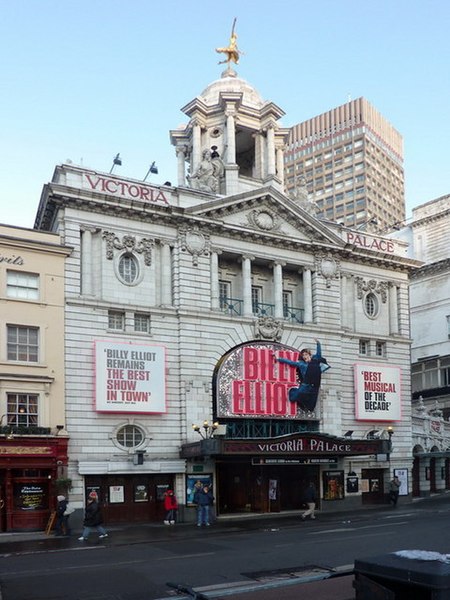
[33,59,420,524]
[0,225,71,531]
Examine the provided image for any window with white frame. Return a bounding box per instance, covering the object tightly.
[359,339,370,356]
[251,286,262,314]
[7,325,39,362]
[118,254,139,285]
[375,341,386,357]
[116,424,144,449]
[108,310,125,330]
[134,313,150,333]
[364,293,379,318]
[447,315,450,339]
[6,271,39,300]
[7,393,38,426]
[219,280,231,309]
[282,290,292,318]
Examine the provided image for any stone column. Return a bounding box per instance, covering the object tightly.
[276,147,284,184]
[389,283,399,334]
[192,120,202,173]
[226,109,236,164]
[176,145,186,186]
[266,124,276,176]
[160,241,172,306]
[210,250,221,310]
[272,261,285,319]
[81,226,97,295]
[242,255,254,317]
[302,268,313,323]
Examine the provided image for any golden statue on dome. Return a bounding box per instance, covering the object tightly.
[216,18,242,66]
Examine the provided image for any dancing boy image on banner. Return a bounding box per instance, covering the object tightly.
[275,339,330,412]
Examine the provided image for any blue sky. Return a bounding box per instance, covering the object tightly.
[1,0,449,229]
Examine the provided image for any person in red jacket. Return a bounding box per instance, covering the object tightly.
[163,489,178,525]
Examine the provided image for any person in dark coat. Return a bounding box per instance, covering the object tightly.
[78,491,108,541]
[276,339,330,412]
[193,485,214,527]
[54,495,71,536]
[301,482,318,520]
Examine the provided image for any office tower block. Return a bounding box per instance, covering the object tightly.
[285,97,405,232]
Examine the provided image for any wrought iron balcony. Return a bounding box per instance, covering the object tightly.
[283,305,305,324]
[219,297,243,316]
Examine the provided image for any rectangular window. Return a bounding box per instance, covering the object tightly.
[251,286,262,314]
[424,359,439,388]
[7,271,39,300]
[447,316,450,339]
[7,393,38,426]
[7,325,39,362]
[375,341,386,357]
[282,290,292,318]
[440,357,450,386]
[134,313,150,333]
[108,311,125,331]
[219,280,231,309]
[359,339,370,356]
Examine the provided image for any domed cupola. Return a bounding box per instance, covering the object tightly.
[170,24,289,196]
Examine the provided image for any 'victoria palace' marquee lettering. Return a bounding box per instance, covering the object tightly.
[84,174,169,205]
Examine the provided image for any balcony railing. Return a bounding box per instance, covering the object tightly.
[220,297,243,316]
[283,305,305,324]
[219,299,304,323]
[253,302,274,317]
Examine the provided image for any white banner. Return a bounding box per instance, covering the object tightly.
[354,363,401,421]
[95,340,166,413]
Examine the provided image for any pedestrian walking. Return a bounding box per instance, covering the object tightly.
[78,491,108,541]
[301,482,317,520]
[388,476,401,507]
[193,484,214,527]
[163,489,178,525]
[54,494,71,536]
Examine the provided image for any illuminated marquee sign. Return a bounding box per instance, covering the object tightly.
[84,174,169,205]
[216,342,303,419]
[354,363,401,421]
[95,340,166,413]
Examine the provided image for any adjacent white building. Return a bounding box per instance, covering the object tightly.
[34,64,421,524]
[392,194,450,496]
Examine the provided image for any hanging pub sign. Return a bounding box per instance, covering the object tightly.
[215,342,304,419]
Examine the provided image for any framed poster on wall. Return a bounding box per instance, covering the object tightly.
[186,474,212,505]
[393,468,409,496]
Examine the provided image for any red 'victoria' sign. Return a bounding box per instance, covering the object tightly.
[216,342,303,419]
[84,174,169,205]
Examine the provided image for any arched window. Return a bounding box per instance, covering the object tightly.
[118,254,138,285]
[364,292,379,318]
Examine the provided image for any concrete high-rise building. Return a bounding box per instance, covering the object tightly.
[284,97,405,233]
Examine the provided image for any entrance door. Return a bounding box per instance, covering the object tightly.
[0,480,5,532]
[85,475,172,524]
[361,468,386,504]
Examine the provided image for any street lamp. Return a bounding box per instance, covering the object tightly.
[192,420,219,439]
[387,426,394,460]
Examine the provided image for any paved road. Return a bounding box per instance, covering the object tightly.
[0,494,449,600]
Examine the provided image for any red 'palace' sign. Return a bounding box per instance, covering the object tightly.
[216,342,302,419]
